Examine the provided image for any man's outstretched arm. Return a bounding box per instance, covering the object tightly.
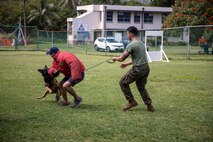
[112,51,130,62]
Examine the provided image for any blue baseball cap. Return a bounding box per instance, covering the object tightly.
[46,47,59,55]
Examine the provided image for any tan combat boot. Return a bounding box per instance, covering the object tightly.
[123,100,138,111]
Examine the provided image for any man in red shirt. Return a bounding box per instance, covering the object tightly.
[47,47,85,108]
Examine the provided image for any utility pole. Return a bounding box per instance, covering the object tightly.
[23,0,27,45]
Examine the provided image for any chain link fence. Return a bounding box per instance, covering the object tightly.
[38,30,68,50]
[65,25,213,59]
[0,24,38,50]
[163,25,213,60]
[1,24,212,60]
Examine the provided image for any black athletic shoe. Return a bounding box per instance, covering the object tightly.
[71,97,82,108]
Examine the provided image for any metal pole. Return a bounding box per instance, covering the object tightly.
[102,6,107,37]
[67,23,69,52]
[187,26,191,60]
[141,7,144,30]
[36,27,39,50]
[184,26,191,60]
[85,39,87,55]
[105,36,108,56]
[23,0,27,44]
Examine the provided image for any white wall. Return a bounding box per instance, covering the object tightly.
[69,11,101,44]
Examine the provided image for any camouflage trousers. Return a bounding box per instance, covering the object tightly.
[119,63,152,105]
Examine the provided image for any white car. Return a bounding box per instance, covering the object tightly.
[94,37,124,52]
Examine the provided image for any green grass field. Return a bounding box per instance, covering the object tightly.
[0,48,212,142]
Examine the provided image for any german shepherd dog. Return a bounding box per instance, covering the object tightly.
[37,65,61,102]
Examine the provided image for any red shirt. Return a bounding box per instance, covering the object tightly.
[48,51,85,81]
[199,37,206,43]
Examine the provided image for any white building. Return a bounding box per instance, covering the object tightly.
[67,5,172,44]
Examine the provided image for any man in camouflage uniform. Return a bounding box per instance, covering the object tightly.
[112,26,154,112]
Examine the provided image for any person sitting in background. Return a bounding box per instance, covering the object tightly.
[203,42,209,54]
[199,36,206,54]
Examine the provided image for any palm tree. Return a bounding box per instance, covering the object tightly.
[23,0,27,45]
[105,0,121,5]
[27,0,60,30]
[58,0,79,9]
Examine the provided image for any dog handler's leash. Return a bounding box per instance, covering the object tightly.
[86,58,115,71]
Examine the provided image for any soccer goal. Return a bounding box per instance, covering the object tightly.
[145,31,169,62]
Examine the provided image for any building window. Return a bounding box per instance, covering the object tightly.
[134,12,140,23]
[107,11,113,22]
[144,13,153,23]
[118,12,130,22]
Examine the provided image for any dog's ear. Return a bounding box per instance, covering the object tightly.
[45,65,48,69]
[38,69,43,73]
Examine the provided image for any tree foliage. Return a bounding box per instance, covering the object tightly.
[163,0,213,28]
[80,0,121,5]
[0,1,24,25]
[150,0,175,7]
[121,0,145,6]
[4,0,213,32]
[58,0,78,10]
[0,0,147,30]
[27,0,60,30]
